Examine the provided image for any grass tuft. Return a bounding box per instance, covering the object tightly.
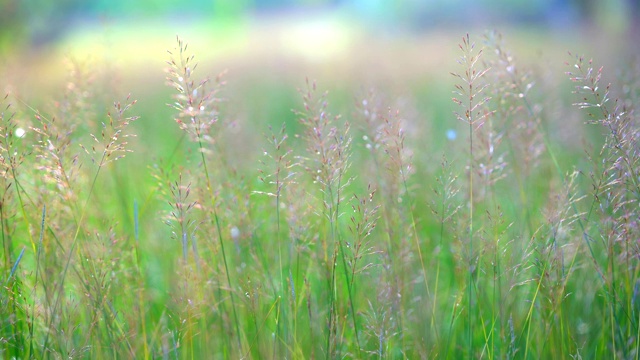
[1,31,639,359]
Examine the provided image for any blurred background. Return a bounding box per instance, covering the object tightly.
[1,0,638,48]
[0,0,638,167]
[2,0,637,82]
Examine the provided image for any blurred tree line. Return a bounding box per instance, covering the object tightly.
[0,0,638,54]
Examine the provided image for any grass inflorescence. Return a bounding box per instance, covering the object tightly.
[0,32,639,359]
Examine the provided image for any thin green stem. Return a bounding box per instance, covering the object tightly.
[334,169,362,356]
[197,135,243,354]
[133,200,149,360]
[28,205,46,359]
[467,96,475,359]
[42,150,106,355]
[401,174,436,337]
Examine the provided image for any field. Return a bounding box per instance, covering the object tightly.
[1,20,640,359]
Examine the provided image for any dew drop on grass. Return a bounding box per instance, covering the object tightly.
[577,321,589,334]
[231,226,240,239]
[15,127,25,138]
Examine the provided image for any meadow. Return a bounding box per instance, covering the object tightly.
[1,25,639,359]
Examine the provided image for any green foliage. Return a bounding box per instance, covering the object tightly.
[1,32,639,359]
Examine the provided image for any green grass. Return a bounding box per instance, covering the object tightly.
[1,30,640,359]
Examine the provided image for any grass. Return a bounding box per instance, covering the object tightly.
[1,28,639,359]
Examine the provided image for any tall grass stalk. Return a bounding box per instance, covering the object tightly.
[294,79,360,357]
[27,205,46,358]
[3,30,640,359]
[42,95,138,354]
[356,93,429,352]
[567,52,640,358]
[1,96,36,257]
[429,156,460,356]
[355,93,405,347]
[256,123,296,356]
[380,107,434,340]
[132,199,150,359]
[452,34,492,355]
[166,37,243,354]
